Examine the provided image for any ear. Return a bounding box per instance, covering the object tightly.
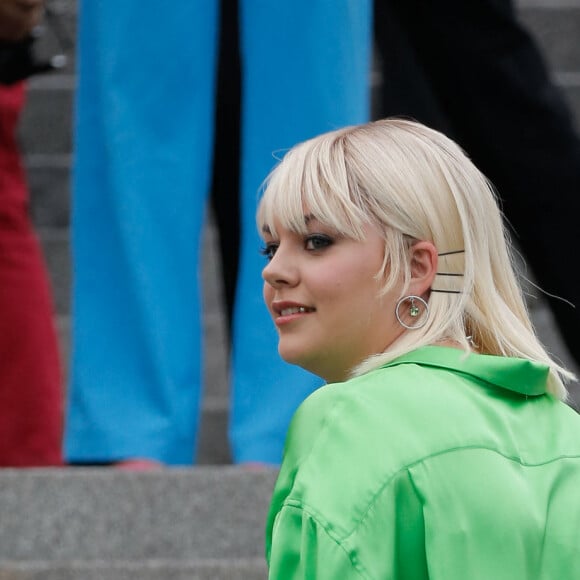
[408,241,438,297]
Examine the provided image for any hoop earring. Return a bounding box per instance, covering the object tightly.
[395,295,429,330]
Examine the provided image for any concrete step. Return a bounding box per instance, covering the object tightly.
[518,3,580,73]
[33,0,77,73]
[26,154,70,228]
[197,402,231,465]
[39,228,69,315]
[0,468,276,578]
[19,75,74,156]
[0,560,265,580]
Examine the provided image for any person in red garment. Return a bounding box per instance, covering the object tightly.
[0,0,62,466]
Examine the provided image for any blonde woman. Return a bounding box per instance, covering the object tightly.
[259,119,580,579]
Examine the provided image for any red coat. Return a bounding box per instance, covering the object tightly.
[0,81,62,466]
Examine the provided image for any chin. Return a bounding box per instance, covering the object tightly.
[278,345,306,367]
[279,344,317,373]
[279,348,332,382]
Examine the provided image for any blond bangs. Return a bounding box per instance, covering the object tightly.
[258,132,371,240]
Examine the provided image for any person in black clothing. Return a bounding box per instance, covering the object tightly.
[374,0,580,399]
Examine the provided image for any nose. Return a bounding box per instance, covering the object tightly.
[262,246,299,290]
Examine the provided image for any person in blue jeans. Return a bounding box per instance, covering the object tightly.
[65,0,372,465]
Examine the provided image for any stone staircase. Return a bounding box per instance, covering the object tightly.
[0,468,277,579]
[4,0,579,578]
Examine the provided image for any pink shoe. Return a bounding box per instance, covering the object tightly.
[114,458,164,471]
[238,462,272,471]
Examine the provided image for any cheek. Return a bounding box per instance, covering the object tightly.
[316,282,376,334]
[337,277,388,326]
[325,269,379,306]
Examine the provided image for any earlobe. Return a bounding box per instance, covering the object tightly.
[409,241,438,295]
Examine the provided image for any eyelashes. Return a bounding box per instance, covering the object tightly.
[260,243,278,261]
[260,234,335,261]
[304,234,333,251]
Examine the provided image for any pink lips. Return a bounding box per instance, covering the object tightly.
[271,301,315,326]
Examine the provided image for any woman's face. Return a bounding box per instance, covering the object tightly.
[262,216,405,383]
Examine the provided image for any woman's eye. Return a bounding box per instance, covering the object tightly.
[260,243,278,261]
[305,234,333,251]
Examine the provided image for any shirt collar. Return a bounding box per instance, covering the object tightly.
[382,346,549,397]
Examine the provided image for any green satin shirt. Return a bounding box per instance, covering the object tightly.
[266,346,580,579]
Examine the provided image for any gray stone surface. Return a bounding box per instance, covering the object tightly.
[39,228,69,315]
[26,155,70,228]
[197,406,231,465]
[519,0,580,4]
[0,469,277,561]
[519,6,580,72]
[34,0,77,72]
[0,468,272,578]
[19,76,73,156]
[0,560,267,580]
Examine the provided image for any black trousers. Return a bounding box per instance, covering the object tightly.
[211,0,241,334]
[375,0,580,370]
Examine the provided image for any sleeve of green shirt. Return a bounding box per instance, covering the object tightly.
[268,503,365,579]
[265,379,431,579]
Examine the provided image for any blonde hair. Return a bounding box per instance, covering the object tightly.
[257,118,574,399]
